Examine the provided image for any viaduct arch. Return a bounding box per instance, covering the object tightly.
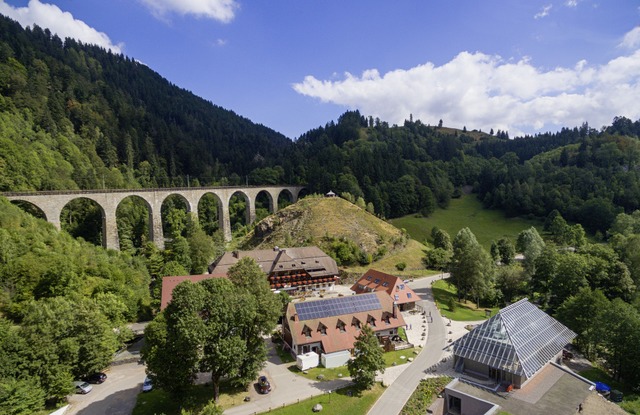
[1,186,305,250]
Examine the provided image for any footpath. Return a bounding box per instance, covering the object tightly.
[367,278,447,415]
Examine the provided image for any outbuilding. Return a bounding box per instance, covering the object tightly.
[296,352,320,370]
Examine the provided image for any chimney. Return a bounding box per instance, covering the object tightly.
[393,301,398,319]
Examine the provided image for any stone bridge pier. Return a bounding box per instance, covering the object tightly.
[2,185,305,250]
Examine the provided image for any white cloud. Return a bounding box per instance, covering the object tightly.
[565,0,579,7]
[292,46,640,137]
[0,0,122,53]
[534,4,552,19]
[620,26,640,49]
[138,0,239,23]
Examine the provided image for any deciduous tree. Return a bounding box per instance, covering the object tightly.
[450,228,494,305]
[347,325,385,389]
[143,258,279,402]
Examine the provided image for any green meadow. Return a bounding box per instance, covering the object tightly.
[390,194,542,249]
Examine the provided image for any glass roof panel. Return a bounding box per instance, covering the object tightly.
[453,299,576,378]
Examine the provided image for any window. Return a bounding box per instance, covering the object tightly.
[374,278,380,284]
[352,317,361,329]
[384,314,390,325]
[382,282,389,287]
[407,293,412,299]
[367,315,376,327]
[394,294,399,301]
[303,326,312,338]
[318,323,327,335]
[337,320,346,333]
[399,284,405,290]
[366,275,372,281]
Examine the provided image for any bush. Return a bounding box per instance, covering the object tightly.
[395,262,407,271]
[447,297,457,312]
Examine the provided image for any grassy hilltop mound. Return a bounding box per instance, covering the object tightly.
[239,195,406,259]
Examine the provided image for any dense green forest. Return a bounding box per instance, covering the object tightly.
[0,198,151,411]
[2,13,640,237]
[0,15,291,192]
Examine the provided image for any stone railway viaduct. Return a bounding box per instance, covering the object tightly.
[1,186,306,250]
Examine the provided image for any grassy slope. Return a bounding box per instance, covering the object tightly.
[348,239,437,277]
[240,195,404,255]
[265,384,384,415]
[432,280,498,321]
[390,194,542,249]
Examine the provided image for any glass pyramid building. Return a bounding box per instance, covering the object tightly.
[452,298,576,382]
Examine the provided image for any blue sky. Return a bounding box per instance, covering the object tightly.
[1,0,640,139]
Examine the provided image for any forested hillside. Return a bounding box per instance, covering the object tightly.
[0,198,151,411]
[0,15,291,191]
[2,12,640,236]
[288,111,640,234]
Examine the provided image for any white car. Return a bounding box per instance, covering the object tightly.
[142,376,153,392]
[74,381,93,394]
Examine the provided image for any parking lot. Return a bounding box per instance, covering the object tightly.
[66,362,147,415]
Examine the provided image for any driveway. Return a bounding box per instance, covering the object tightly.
[367,274,448,415]
[66,362,147,415]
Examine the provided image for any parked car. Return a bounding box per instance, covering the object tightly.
[258,375,271,394]
[142,376,153,392]
[85,372,107,384]
[74,381,93,394]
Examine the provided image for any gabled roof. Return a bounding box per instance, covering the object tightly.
[160,274,226,310]
[350,269,418,305]
[209,246,338,278]
[286,291,405,354]
[452,298,576,378]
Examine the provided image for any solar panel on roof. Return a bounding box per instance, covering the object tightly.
[295,293,381,321]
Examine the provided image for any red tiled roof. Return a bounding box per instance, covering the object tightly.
[285,291,405,354]
[160,273,227,310]
[350,269,419,305]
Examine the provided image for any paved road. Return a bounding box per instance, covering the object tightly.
[367,275,448,415]
[66,362,147,415]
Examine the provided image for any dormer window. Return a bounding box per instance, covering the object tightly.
[383,314,391,325]
[318,323,327,335]
[352,317,361,329]
[367,315,376,327]
[302,325,312,338]
[337,320,346,333]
